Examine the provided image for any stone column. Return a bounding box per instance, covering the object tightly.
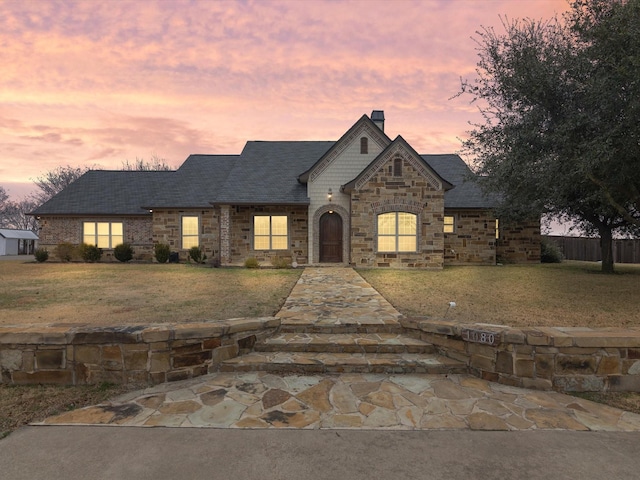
[220,205,231,264]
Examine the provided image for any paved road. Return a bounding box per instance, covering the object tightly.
[2,426,639,480]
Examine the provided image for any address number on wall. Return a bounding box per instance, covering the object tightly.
[461,328,499,346]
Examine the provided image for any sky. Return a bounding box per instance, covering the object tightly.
[1,0,569,201]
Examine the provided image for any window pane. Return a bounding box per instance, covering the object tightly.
[398,235,416,252]
[398,213,416,234]
[112,235,124,247]
[254,216,270,236]
[182,216,198,235]
[378,236,395,252]
[444,215,455,233]
[97,222,110,236]
[377,213,396,235]
[182,236,199,249]
[111,223,123,236]
[83,223,95,235]
[254,236,270,250]
[271,216,288,236]
[97,235,110,248]
[272,236,288,250]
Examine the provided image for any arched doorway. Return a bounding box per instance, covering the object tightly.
[319,212,343,262]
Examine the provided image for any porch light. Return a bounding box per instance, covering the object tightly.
[149,209,153,213]
[328,188,332,202]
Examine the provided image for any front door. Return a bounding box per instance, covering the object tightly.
[319,212,343,262]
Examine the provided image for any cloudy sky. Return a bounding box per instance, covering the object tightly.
[1,0,568,200]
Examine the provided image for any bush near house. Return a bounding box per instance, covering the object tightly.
[541,238,564,263]
[78,243,102,263]
[244,257,260,268]
[114,243,134,262]
[188,246,207,264]
[34,248,49,263]
[54,242,76,262]
[154,243,170,263]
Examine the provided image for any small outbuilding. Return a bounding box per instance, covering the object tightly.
[0,229,39,256]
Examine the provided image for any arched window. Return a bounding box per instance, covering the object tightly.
[360,137,368,154]
[393,157,402,176]
[377,212,417,252]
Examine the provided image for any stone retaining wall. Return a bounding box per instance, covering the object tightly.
[0,318,278,386]
[403,318,640,392]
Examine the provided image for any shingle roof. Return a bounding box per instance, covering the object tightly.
[423,154,499,209]
[143,155,237,208]
[213,141,333,204]
[31,170,172,215]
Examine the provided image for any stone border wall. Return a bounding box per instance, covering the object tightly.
[402,318,640,392]
[0,318,278,386]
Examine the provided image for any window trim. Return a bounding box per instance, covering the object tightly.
[444,215,455,233]
[82,221,124,249]
[376,211,418,253]
[181,215,200,249]
[253,214,289,251]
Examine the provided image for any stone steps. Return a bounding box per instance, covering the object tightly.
[218,351,466,375]
[278,321,405,335]
[255,332,434,354]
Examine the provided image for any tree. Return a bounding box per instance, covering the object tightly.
[32,165,88,205]
[459,0,640,273]
[121,154,173,171]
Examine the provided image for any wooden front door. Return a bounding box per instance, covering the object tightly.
[319,212,343,263]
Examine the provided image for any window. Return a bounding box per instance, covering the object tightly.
[443,215,455,233]
[377,212,417,252]
[83,222,123,248]
[393,157,402,177]
[182,216,199,249]
[495,219,500,239]
[254,215,288,250]
[360,137,368,154]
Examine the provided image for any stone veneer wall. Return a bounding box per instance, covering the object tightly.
[497,221,541,264]
[226,205,308,265]
[37,215,154,261]
[444,210,497,265]
[350,157,445,268]
[403,318,640,392]
[152,208,220,261]
[0,318,277,386]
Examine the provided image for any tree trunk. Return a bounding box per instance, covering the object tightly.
[599,226,615,274]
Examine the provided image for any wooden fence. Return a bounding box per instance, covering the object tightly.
[543,235,640,264]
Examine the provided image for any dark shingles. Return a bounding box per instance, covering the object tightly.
[32,170,173,215]
[213,141,334,204]
[423,154,499,209]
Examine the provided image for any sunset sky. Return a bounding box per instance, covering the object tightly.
[1,0,569,201]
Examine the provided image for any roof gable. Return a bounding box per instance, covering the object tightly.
[342,136,453,192]
[298,114,391,183]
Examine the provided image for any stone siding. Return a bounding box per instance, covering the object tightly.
[227,205,308,265]
[403,318,640,392]
[497,221,541,263]
[152,208,220,262]
[0,318,278,386]
[351,156,445,268]
[37,215,153,261]
[444,210,497,265]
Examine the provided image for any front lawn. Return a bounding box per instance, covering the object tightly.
[0,261,301,326]
[359,261,640,328]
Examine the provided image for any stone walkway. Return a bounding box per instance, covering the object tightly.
[37,267,640,431]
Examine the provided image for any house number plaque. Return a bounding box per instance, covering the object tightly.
[461,328,499,346]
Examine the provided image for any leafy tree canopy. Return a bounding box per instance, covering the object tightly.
[459,0,640,273]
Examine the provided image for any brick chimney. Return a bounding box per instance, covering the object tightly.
[371,110,385,131]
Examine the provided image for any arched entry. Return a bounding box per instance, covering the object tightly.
[319,212,343,262]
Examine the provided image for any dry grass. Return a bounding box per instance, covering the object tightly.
[0,261,301,326]
[359,261,640,328]
[0,382,142,438]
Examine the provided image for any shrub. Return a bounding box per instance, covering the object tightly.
[541,238,564,263]
[270,256,290,269]
[79,243,102,263]
[244,257,260,268]
[114,243,134,262]
[34,248,49,263]
[154,243,170,263]
[54,242,76,262]
[188,246,207,264]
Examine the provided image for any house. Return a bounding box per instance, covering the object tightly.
[0,229,39,256]
[32,111,540,267]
